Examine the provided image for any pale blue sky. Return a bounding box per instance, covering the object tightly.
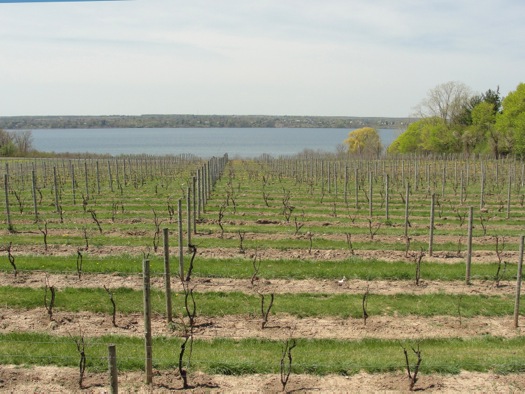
[1,0,523,117]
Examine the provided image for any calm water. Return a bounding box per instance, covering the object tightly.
[31,128,402,158]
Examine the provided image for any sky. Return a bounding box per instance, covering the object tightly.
[0,0,523,117]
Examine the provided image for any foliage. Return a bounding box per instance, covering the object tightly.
[389,81,525,157]
[344,127,382,156]
[496,83,525,157]
[387,118,458,154]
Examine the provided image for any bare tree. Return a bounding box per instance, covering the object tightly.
[362,285,370,325]
[11,130,34,156]
[251,251,261,286]
[280,338,297,392]
[259,292,275,329]
[69,329,87,389]
[401,343,423,391]
[76,249,83,280]
[44,275,56,321]
[185,244,197,282]
[6,242,17,278]
[415,81,472,125]
[104,285,117,327]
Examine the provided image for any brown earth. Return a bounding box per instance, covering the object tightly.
[0,272,517,296]
[0,241,517,265]
[1,365,525,393]
[0,309,521,341]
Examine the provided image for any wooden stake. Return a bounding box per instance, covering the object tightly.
[31,169,38,222]
[142,259,152,384]
[466,206,473,285]
[514,235,524,328]
[108,344,118,394]
[53,166,59,213]
[4,174,12,232]
[178,198,184,280]
[187,187,191,248]
[404,182,410,238]
[429,193,435,257]
[163,228,172,323]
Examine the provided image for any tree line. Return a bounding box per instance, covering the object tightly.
[387,81,525,158]
[0,114,410,130]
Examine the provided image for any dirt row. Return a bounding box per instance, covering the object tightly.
[0,242,518,265]
[1,365,524,393]
[0,309,521,340]
[0,271,517,296]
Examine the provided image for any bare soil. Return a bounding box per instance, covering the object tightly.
[0,271,517,297]
[1,365,525,393]
[2,229,520,264]
[0,309,521,340]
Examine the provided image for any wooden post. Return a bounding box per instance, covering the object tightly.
[108,344,118,394]
[108,160,113,193]
[96,161,101,194]
[385,174,389,221]
[4,174,12,232]
[404,182,410,238]
[429,193,435,256]
[334,163,338,197]
[123,159,127,186]
[441,164,446,198]
[344,165,348,205]
[142,259,153,384]
[460,170,464,204]
[480,163,485,209]
[197,169,202,219]
[84,161,89,201]
[53,166,59,213]
[514,235,524,328]
[355,168,359,209]
[178,199,184,280]
[327,161,331,194]
[187,187,191,248]
[414,159,418,191]
[31,169,38,222]
[507,169,512,219]
[71,164,76,205]
[321,160,324,196]
[163,228,172,323]
[192,176,197,235]
[368,171,373,218]
[466,206,473,285]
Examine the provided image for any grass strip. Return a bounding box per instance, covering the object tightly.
[0,333,523,375]
[0,254,511,281]
[0,287,520,318]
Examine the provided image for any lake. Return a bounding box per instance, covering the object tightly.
[30,128,402,158]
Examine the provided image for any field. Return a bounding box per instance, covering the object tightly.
[1,154,525,392]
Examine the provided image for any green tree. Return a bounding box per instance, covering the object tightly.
[344,127,382,157]
[467,101,498,156]
[388,118,458,154]
[496,83,525,157]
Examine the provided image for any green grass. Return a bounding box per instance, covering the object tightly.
[0,287,520,318]
[0,333,524,375]
[1,254,512,281]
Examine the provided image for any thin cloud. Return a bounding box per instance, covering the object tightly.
[0,0,523,116]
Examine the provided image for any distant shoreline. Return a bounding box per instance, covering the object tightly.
[0,114,413,130]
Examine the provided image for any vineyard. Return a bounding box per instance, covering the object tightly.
[1,154,525,392]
